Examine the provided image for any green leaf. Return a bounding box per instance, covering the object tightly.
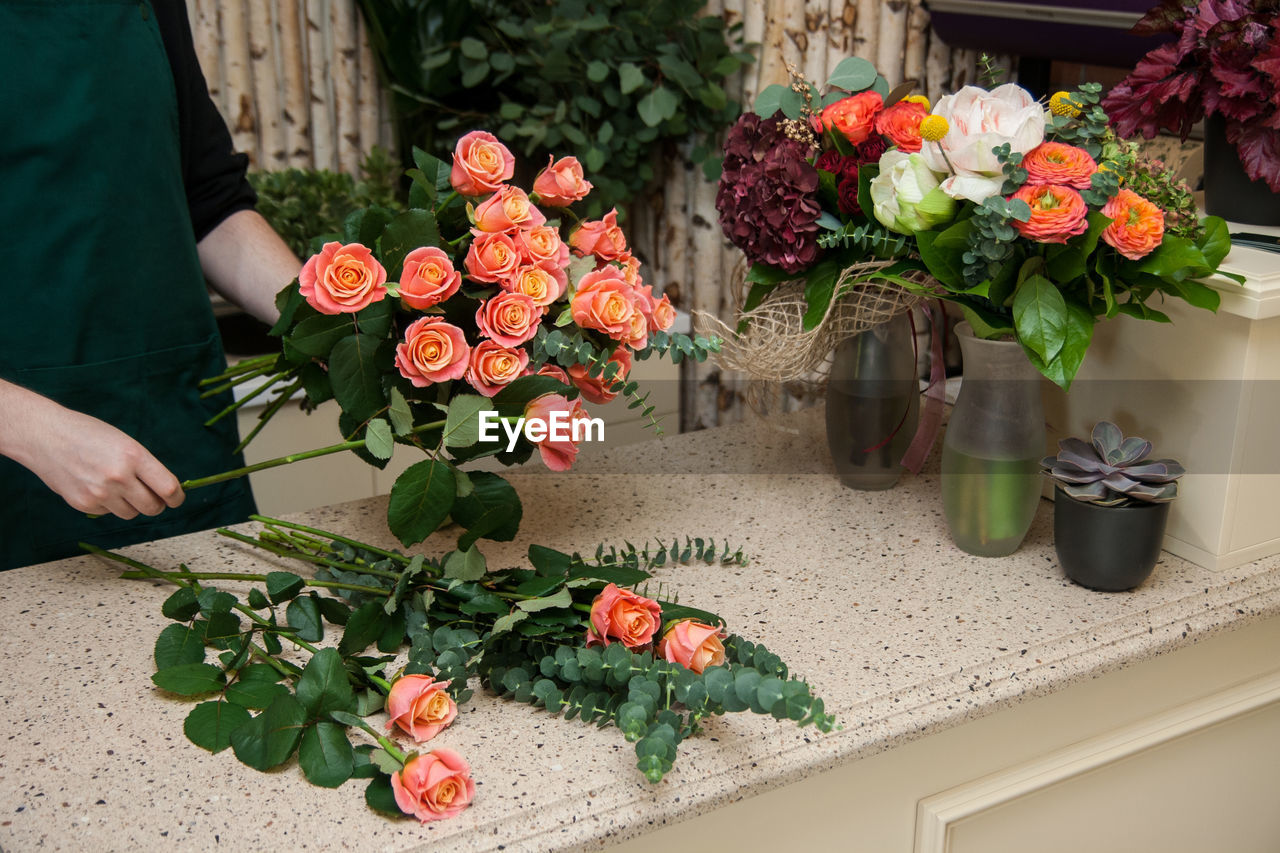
[225,678,289,710]
[800,256,844,331]
[1135,235,1210,281]
[387,388,414,436]
[826,56,878,92]
[1012,273,1068,363]
[162,587,200,621]
[247,588,270,610]
[184,700,251,754]
[443,545,487,581]
[586,60,609,82]
[296,647,355,717]
[528,544,572,577]
[618,62,646,95]
[328,709,367,729]
[387,459,456,547]
[288,314,354,359]
[154,623,205,668]
[238,663,284,683]
[369,747,405,776]
[637,85,679,127]
[266,571,306,605]
[1024,300,1094,390]
[915,229,967,289]
[1170,277,1221,312]
[752,83,788,117]
[338,602,389,658]
[152,663,225,696]
[491,610,529,637]
[381,209,442,279]
[364,774,404,816]
[230,693,308,771]
[329,335,386,423]
[286,594,324,643]
[442,394,490,448]
[364,417,394,461]
[299,722,355,788]
[459,36,487,60]
[451,471,521,551]
[1197,215,1231,268]
[516,587,572,613]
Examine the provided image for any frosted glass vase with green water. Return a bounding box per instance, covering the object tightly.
[941,322,1046,557]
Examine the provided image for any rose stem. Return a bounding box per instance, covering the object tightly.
[345,717,408,765]
[203,372,287,425]
[250,515,410,563]
[199,361,283,398]
[232,378,305,454]
[216,528,403,581]
[198,353,278,386]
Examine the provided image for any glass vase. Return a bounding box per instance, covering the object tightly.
[941,322,1045,556]
[825,312,920,490]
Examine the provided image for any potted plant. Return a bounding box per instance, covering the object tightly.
[1103,0,1280,224]
[1041,421,1186,590]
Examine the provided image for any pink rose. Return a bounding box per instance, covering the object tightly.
[568,346,631,405]
[516,224,570,271]
[657,620,726,674]
[585,583,662,648]
[524,392,591,471]
[464,230,521,284]
[466,339,529,397]
[475,291,542,347]
[399,246,461,310]
[450,130,514,196]
[504,264,564,307]
[391,748,476,823]
[622,307,649,350]
[616,252,642,287]
[569,209,628,261]
[532,155,593,206]
[637,285,676,333]
[472,184,547,232]
[571,267,636,340]
[395,317,470,387]
[298,241,388,314]
[384,674,458,743]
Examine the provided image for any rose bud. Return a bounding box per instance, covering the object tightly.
[569,208,628,261]
[657,619,726,674]
[532,155,593,206]
[391,748,476,823]
[385,674,458,743]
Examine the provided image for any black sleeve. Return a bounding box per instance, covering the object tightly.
[151,0,258,241]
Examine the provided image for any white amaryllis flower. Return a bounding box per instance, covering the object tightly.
[919,83,1046,203]
[870,151,957,234]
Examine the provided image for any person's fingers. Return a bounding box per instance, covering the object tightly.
[120,477,168,517]
[135,455,185,510]
[99,493,140,521]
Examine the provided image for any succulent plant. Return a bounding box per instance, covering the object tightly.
[1041,421,1185,507]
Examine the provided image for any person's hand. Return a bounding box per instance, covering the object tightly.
[0,381,184,519]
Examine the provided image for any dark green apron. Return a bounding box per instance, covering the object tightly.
[0,0,256,570]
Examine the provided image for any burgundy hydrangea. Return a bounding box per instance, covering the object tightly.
[716,113,823,274]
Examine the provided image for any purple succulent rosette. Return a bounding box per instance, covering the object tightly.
[1041,421,1186,506]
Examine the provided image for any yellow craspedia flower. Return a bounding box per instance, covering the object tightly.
[919,114,949,142]
[902,94,931,111]
[1050,91,1081,118]
[1097,161,1125,185]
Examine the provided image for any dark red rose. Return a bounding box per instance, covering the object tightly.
[836,174,862,217]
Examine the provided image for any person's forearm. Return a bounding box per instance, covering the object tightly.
[197,209,301,326]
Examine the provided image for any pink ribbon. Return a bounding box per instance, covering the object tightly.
[901,300,948,474]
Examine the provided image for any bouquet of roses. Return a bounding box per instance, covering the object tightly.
[716,56,1240,389]
[200,132,717,551]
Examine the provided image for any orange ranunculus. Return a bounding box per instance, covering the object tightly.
[820,91,884,146]
[465,339,529,397]
[571,267,636,340]
[394,317,470,387]
[1009,184,1089,244]
[399,246,461,310]
[1101,188,1165,261]
[391,748,476,823]
[568,346,632,405]
[569,208,628,261]
[450,130,514,196]
[657,619,726,674]
[874,99,928,153]
[464,230,521,284]
[585,583,662,648]
[384,675,457,743]
[1022,141,1097,190]
[298,241,387,314]
[472,184,546,232]
[532,155,593,206]
[475,291,542,347]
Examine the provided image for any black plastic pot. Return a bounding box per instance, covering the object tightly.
[1203,114,1280,226]
[1053,487,1172,592]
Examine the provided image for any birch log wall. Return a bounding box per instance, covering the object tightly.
[185,0,395,172]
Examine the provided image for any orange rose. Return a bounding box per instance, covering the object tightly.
[524,392,591,471]
[450,130,514,196]
[571,267,636,340]
[395,317,470,387]
[385,675,457,743]
[821,91,884,146]
[516,224,570,271]
[633,284,675,333]
[391,748,476,823]
[623,306,649,349]
[399,246,461,310]
[472,184,546,232]
[568,346,632,405]
[464,231,521,284]
[617,252,642,287]
[569,208,628,261]
[298,241,387,314]
[1101,188,1165,261]
[466,339,529,397]
[1009,184,1089,244]
[1022,141,1097,190]
[657,620,726,674]
[505,264,563,307]
[532,155,593,206]
[585,583,662,648]
[476,291,542,347]
[874,99,928,153]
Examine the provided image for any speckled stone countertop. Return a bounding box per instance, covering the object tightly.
[3,408,1279,851]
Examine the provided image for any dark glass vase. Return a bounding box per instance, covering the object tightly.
[825,313,920,490]
[1204,113,1280,226]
